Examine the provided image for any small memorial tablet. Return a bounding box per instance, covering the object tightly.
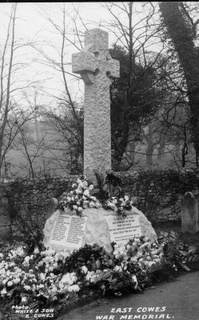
[105,213,141,244]
[49,214,87,252]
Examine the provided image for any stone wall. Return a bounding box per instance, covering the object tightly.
[0,175,78,238]
[117,169,199,222]
[0,169,197,238]
[0,184,10,237]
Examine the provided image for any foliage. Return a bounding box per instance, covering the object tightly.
[93,170,124,200]
[151,231,199,281]
[92,170,132,217]
[10,216,45,255]
[110,45,161,170]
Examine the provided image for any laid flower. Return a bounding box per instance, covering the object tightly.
[83,181,88,188]
[132,275,138,289]
[34,247,39,254]
[37,284,45,289]
[85,271,98,283]
[24,285,31,291]
[81,266,88,274]
[54,251,69,261]
[12,278,20,285]
[21,296,28,303]
[39,273,45,281]
[114,265,123,272]
[15,246,25,257]
[77,207,83,213]
[1,288,7,296]
[95,202,102,209]
[89,201,95,208]
[83,189,90,197]
[105,200,116,210]
[7,280,13,287]
[9,261,15,268]
[41,248,56,256]
[60,273,77,286]
[83,200,89,208]
[0,262,6,271]
[68,284,80,292]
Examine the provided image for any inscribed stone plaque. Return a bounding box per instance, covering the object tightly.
[105,214,141,244]
[49,214,87,251]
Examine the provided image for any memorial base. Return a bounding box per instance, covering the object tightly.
[43,207,157,253]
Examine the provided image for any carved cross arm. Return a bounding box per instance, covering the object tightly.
[72,51,97,74]
[106,59,120,79]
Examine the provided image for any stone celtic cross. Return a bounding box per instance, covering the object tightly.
[72,28,120,182]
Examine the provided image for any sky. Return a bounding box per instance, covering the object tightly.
[0,2,159,110]
[0,2,118,108]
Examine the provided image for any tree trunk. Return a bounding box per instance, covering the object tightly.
[157,137,166,161]
[129,139,136,163]
[181,141,188,168]
[146,145,154,168]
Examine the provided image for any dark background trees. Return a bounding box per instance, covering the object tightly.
[107,2,187,171]
[110,45,162,171]
[106,2,199,171]
[103,2,167,171]
[159,1,199,166]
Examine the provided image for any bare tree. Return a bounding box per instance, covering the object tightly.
[30,4,85,174]
[16,121,49,179]
[140,50,188,168]
[41,103,83,174]
[100,2,174,170]
[0,4,17,176]
[0,4,43,178]
[100,2,194,170]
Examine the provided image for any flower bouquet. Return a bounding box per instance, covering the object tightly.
[58,177,102,216]
[58,171,134,217]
